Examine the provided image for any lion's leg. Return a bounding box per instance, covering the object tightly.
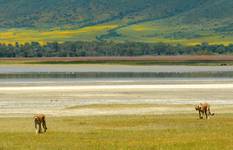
[199,111,203,119]
[35,123,41,134]
[42,120,47,132]
[205,110,208,119]
[38,122,42,133]
[208,108,214,116]
[201,111,204,119]
[34,119,37,129]
[35,120,40,134]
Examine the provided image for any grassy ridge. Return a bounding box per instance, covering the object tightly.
[0,18,233,45]
[0,24,232,45]
[0,24,117,44]
[1,23,232,45]
[117,21,233,45]
[0,114,233,149]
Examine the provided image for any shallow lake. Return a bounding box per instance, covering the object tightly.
[0,64,233,78]
[0,64,233,117]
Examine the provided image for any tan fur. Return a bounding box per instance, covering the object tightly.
[34,114,47,134]
[195,103,214,119]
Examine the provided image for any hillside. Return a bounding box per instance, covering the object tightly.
[0,0,232,45]
[0,0,204,28]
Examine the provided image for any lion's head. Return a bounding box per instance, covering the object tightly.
[194,104,200,111]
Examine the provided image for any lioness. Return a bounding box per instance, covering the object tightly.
[195,103,214,119]
[34,114,47,134]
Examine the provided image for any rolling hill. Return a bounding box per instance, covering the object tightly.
[0,0,233,45]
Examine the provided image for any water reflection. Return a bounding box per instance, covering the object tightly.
[0,71,232,79]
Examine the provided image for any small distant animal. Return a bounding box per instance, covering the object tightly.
[34,114,47,134]
[195,103,214,119]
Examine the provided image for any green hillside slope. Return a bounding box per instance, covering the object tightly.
[0,0,205,28]
[0,0,232,45]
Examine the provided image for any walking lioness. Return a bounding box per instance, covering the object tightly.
[195,103,214,119]
[34,114,47,134]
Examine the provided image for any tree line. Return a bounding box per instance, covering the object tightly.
[0,41,233,57]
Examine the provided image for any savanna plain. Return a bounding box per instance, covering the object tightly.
[0,64,233,150]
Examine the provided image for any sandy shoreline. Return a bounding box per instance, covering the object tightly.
[1,83,233,91]
[0,104,232,117]
[0,79,233,117]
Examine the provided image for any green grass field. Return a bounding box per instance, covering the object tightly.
[0,114,233,150]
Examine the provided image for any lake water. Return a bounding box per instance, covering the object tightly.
[0,64,233,78]
[1,64,233,73]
